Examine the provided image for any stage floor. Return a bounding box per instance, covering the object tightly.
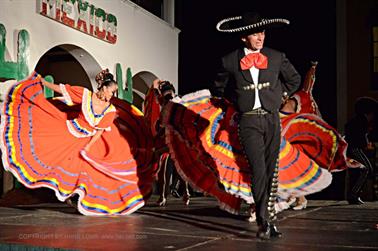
[0,196,377,250]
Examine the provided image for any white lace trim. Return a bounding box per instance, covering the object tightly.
[81,89,116,127]
[59,84,74,106]
[80,150,137,183]
[171,89,211,104]
[66,120,96,138]
[82,89,96,127]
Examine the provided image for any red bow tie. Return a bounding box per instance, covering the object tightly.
[240,53,268,70]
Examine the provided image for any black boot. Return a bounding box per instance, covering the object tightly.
[256,223,271,240]
[269,223,282,238]
[347,194,364,205]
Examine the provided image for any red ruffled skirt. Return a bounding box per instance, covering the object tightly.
[161,90,340,213]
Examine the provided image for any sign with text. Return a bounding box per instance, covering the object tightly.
[38,0,117,44]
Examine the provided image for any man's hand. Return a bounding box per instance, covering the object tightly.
[281,91,289,104]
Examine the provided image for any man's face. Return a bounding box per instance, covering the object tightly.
[242,30,265,51]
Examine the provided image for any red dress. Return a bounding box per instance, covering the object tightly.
[1,72,156,215]
[160,90,342,213]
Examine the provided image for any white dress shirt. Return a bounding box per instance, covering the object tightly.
[244,47,262,109]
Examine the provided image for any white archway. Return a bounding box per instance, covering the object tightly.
[35,44,101,91]
[132,71,158,110]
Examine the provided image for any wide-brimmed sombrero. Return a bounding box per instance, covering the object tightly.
[216,12,290,33]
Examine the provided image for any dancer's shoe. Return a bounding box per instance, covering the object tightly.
[292,198,307,210]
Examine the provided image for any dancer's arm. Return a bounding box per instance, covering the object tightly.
[153,79,161,90]
[41,78,63,94]
[83,130,104,152]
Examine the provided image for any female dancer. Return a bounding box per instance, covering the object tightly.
[144,79,190,206]
[1,70,156,215]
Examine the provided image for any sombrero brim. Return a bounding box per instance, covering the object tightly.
[216,16,290,33]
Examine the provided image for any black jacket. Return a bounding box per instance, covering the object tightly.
[212,47,301,113]
[344,114,370,150]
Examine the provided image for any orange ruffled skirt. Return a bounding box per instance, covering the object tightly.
[1,72,156,215]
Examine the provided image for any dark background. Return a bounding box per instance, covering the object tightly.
[174,0,353,200]
[175,0,337,126]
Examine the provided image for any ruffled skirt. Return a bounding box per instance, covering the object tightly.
[1,73,156,215]
[161,90,335,213]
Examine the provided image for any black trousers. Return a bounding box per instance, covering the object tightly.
[238,111,281,226]
[347,148,374,198]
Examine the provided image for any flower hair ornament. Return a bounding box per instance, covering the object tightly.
[95,69,115,89]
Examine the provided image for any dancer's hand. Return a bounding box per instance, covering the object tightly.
[83,145,91,152]
[153,79,162,89]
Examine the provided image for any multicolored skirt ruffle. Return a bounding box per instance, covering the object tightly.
[161,90,338,213]
[1,72,156,215]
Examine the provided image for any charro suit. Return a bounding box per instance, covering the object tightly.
[213,47,300,112]
[212,47,301,227]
